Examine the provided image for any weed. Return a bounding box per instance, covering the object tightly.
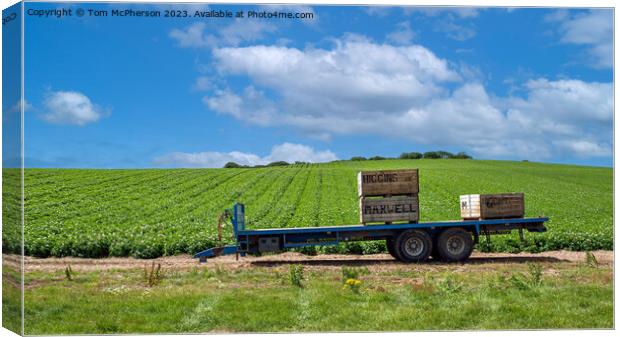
[509,263,544,290]
[343,278,362,294]
[289,264,304,288]
[144,262,163,287]
[341,266,370,284]
[585,251,599,268]
[64,265,74,281]
[527,263,543,287]
[436,276,463,294]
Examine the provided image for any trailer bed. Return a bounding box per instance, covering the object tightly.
[195,203,549,263]
[238,217,548,236]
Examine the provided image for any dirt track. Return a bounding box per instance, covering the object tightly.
[3,250,613,273]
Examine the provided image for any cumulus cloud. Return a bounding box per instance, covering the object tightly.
[199,35,612,160]
[153,143,338,168]
[169,19,277,48]
[548,9,612,68]
[41,91,106,126]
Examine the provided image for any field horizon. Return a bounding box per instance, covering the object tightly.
[2,158,613,259]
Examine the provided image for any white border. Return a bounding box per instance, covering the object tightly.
[0,1,617,337]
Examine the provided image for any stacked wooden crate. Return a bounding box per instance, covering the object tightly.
[358,169,419,224]
[460,193,525,220]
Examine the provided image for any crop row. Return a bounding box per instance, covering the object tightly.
[1,159,613,258]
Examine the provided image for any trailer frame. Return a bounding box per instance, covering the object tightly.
[195,203,549,263]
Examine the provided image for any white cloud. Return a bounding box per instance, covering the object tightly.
[200,35,611,160]
[8,100,31,113]
[210,38,460,117]
[193,76,213,91]
[153,143,337,168]
[3,100,31,124]
[403,7,479,41]
[405,7,480,18]
[170,19,277,48]
[387,21,416,45]
[553,140,611,158]
[169,22,213,48]
[435,21,476,41]
[364,6,392,17]
[41,91,106,126]
[550,9,612,68]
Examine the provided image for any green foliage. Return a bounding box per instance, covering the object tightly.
[267,161,290,167]
[12,159,612,259]
[509,263,543,290]
[452,152,472,159]
[350,156,367,161]
[224,162,246,168]
[289,264,304,288]
[423,151,442,159]
[341,266,368,283]
[18,262,613,334]
[368,156,388,160]
[399,152,423,159]
[436,276,463,294]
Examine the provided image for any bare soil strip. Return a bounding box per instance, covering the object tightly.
[3,250,613,273]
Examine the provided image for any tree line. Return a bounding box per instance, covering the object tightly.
[351,151,472,161]
[224,150,472,168]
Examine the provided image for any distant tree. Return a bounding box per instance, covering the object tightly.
[294,161,310,165]
[224,162,243,168]
[369,156,387,161]
[253,164,266,168]
[436,151,455,159]
[399,152,423,160]
[267,161,290,167]
[423,151,441,159]
[350,156,367,161]
[452,152,472,159]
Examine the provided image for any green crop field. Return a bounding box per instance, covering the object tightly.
[2,159,613,258]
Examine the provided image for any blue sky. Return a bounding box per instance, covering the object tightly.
[14,3,613,168]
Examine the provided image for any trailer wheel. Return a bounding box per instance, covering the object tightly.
[386,239,401,260]
[395,230,432,263]
[436,228,473,262]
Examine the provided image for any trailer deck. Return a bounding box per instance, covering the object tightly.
[195,203,549,263]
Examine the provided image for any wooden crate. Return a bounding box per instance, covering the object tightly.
[360,195,419,224]
[460,193,524,220]
[357,169,419,197]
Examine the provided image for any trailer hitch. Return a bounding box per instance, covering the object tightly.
[194,245,238,263]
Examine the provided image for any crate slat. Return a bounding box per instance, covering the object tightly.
[460,193,524,219]
[360,195,419,223]
[357,169,419,197]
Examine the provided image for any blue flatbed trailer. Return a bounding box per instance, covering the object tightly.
[195,203,549,263]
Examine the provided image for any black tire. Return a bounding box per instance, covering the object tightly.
[386,239,400,260]
[394,230,432,263]
[436,228,474,262]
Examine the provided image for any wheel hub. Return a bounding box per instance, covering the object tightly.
[446,236,465,255]
[404,237,424,256]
